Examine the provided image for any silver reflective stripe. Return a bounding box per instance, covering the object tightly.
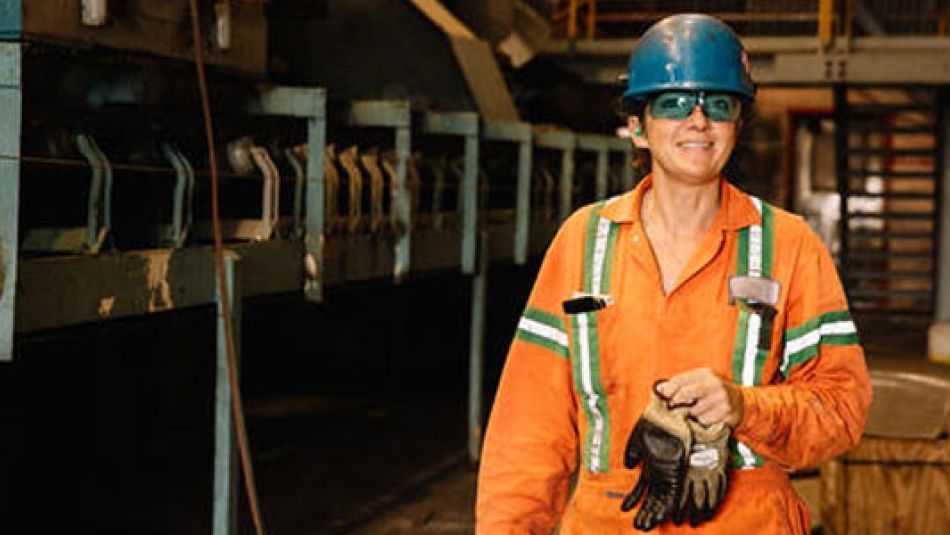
[591,217,612,294]
[576,312,605,470]
[517,317,569,348]
[737,196,764,469]
[781,319,858,374]
[741,312,761,386]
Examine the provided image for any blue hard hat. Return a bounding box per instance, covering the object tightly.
[622,14,755,103]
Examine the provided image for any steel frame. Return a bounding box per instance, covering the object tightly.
[346,100,412,281]
[420,110,480,274]
[0,42,19,362]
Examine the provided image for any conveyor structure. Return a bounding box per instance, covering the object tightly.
[0,5,635,532]
[5,1,950,533]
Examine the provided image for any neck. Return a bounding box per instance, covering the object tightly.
[643,176,721,238]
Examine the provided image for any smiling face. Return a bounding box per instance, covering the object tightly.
[628,101,739,187]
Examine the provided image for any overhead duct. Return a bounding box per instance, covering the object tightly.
[271,0,518,121]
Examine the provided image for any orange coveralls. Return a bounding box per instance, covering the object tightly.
[477,177,871,534]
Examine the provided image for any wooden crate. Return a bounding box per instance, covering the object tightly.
[821,436,950,535]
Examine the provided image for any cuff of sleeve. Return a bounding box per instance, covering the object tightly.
[734,386,773,445]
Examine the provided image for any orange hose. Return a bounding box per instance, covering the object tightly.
[187,1,267,534]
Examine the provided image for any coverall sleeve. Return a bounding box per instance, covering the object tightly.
[476,221,581,535]
[735,229,872,470]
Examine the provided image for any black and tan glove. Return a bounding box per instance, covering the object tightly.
[672,419,732,527]
[620,387,692,531]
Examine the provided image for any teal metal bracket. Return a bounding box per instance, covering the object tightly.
[213,250,241,535]
[284,147,306,240]
[483,121,532,265]
[346,100,412,281]
[0,42,20,362]
[159,142,195,248]
[576,134,610,201]
[77,133,112,254]
[247,86,327,301]
[20,133,112,255]
[420,110,479,274]
[534,130,576,222]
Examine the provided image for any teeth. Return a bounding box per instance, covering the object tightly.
[680,142,711,148]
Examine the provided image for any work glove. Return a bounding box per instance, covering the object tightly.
[672,419,732,527]
[620,386,691,531]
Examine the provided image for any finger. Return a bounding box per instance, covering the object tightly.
[620,490,639,512]
[621,475,647,511]
[635,496,661,532]
[672,487,689,526]
[716,473,728,505]
[625,425,643,468]
[689,396,714,417]
[666,384,701,409]
[692,404,728,427]
[692,475,708,511]
[625,441,642,469]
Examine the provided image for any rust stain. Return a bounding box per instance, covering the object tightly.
[98,296,115,316]
[144,249,175,312]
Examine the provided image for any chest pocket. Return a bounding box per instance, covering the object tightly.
[564,204,621,474]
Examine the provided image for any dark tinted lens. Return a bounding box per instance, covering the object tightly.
[649,92,697,120]
[703,93,741,121]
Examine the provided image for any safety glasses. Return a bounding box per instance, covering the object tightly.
[648,91,742,122]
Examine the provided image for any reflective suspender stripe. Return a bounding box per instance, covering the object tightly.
[730,197,773,469]
[573,202,618,473]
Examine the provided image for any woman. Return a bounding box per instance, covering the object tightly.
[476,13,870,534]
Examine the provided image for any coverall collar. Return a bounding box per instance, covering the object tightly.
[598,175,761,230]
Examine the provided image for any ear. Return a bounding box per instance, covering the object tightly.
[627,116,649,149]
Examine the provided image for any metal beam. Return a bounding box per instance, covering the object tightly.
[0,42,19,362]
[535,130,576,222]
[213,252,240,535]
[467,230,488,464]
[346,100,412,281]
[421,110,479,274]
[577,134,609,200]
[14,241,303,334]
[542,36,950,85]
[248,86,327,301]
[14,216,565,335]
[483,121,533,264]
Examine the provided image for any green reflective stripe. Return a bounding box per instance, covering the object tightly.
[731,307,751,382]
[571,313,609,472]
[736,227,749,276]
[587,313,611,472]
[522,306,566,331]
[517,308,568,357]
[598,222,619,295]
[761,202,774,277]
[729,197,772,469]
[782,309,859,376]
[572,202,616,473]
[582,204,604,293]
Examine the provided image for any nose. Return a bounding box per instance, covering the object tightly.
[685,104,709,129]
